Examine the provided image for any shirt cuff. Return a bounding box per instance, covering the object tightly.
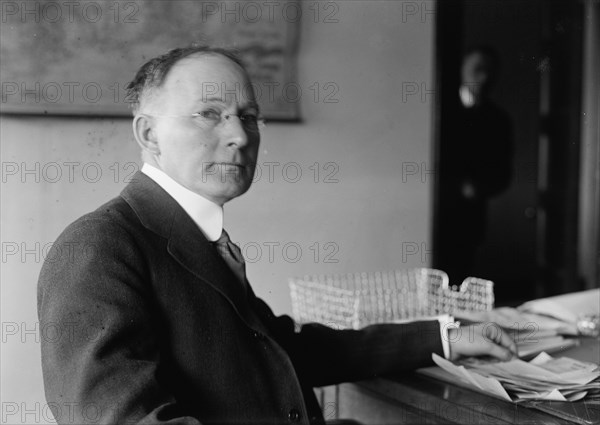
[437,314,459,359]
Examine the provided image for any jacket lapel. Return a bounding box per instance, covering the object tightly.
[121,171,260,329]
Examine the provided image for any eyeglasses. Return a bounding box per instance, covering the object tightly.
[150,110,266,132]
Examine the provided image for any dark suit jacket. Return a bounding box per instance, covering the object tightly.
[38,172,444,425]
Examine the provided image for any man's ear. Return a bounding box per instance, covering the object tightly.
[132,114,160,155]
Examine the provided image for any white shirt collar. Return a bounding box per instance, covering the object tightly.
[141,163,223,242]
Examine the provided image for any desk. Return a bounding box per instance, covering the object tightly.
[319,337,599,424]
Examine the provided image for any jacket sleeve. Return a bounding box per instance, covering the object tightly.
[37,218,201,425]
[251,296,444,388]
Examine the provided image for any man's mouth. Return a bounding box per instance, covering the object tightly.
[206,162,247,170]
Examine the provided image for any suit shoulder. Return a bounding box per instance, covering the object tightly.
[58,195,142,242]
[43,195,152,275]
[38,195,151,297]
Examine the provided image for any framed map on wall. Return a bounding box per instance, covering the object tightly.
[0,0,301,120]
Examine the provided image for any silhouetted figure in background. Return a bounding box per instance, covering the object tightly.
[438,46,514,284]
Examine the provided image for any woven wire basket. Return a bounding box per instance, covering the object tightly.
[289,268,494,329]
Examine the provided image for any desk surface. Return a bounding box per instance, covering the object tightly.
[334,337,600,425]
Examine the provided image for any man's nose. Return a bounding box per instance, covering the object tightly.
[222,115,250,148]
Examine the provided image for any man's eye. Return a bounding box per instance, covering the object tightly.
[197,109,221,120]
[240,114,258,124]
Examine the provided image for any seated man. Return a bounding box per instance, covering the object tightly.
[38,46,517,425]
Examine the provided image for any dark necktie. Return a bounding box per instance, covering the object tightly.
[213,229,247,289]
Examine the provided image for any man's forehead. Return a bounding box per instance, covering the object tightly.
[465,52,491,67]
[162,54,252,101]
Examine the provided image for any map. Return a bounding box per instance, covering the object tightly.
[0,0,300,119]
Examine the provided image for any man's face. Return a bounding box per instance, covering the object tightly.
[461,52,493,98]
[150,54,260,205]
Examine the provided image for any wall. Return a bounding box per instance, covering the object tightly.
[0,2,434,423]
[578,0,600,288]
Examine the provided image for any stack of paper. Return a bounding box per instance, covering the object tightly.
[432,352,600,402]
[455,307,579,358]
[511,327,579,359]
[454,289,600,359]
[518,289,600,332]
[456,307,576,335]
[456,289,599,336]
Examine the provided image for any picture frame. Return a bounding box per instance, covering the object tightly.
[0,0,301,120]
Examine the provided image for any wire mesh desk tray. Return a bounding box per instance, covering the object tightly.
[289,268,494,329]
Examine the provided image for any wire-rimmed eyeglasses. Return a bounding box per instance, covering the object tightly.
[149,111,266,132]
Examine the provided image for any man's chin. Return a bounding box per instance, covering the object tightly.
[193,180,253,204]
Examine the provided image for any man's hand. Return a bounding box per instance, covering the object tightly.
[448,323,518,361]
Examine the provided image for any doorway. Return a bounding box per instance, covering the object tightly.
[432,0,586,303]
